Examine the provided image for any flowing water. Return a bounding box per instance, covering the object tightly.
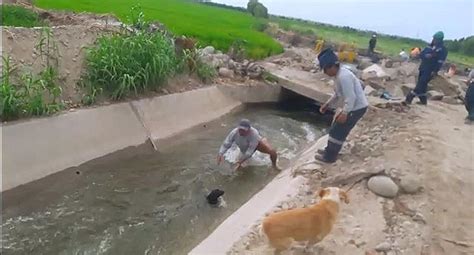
[1,105,326,255]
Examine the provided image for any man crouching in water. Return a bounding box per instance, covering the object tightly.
[316,48,369,163]
[217,119,279,171]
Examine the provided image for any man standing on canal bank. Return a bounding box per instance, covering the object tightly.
[217,119,279,171]
[316,48,369,163]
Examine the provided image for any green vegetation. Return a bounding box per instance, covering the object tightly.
[445,36,474,57]
[272,16,474,66]
[82,6,215,104]
[1,28,63,121]
[35,0,283,59]
[1,5,45,27]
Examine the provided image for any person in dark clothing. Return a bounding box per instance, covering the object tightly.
[465,70,474,122]
[405,31,448,105]
[316,49,369,163]
[368,34,377,55]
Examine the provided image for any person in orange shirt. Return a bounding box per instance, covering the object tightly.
[410,47,421,59]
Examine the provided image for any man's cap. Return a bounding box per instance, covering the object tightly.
[372,34,377,38]
[317,48,339,70]
[237,119,251,131]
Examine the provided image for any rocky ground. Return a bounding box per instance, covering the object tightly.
[229,100,473,255]
[226,46,473,255]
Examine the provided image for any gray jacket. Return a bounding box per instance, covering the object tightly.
[327,67,369,113]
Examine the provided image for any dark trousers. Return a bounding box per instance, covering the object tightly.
[405,70,432,104]
[323,107,368,162]
[466,83,474,120]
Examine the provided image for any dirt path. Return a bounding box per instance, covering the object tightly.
[415,103,474,254]
[229,101,473,255]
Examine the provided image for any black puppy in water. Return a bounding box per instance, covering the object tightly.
[206,189,225,205]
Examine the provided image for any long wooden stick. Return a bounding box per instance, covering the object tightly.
[442,238,473,248]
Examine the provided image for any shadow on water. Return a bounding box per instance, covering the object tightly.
[2,104,327,255]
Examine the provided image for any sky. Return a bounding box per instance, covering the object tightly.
[213,0,473,41]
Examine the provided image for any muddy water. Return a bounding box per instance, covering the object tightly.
[1,105,325,255]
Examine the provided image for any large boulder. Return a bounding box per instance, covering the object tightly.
[362,64,389,80]
[401,83,416,96]
[218,67,234,78]
[398,62,418,77]
[368,175,399,198]
[201,46,215,55]
[442,96,463,105]
[427,90,444,100]
[358,58,373,70]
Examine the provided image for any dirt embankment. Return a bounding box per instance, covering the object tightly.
[225,38,473,255]
[230,101,473,255]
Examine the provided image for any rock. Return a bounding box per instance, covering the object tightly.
[427,90,444,100]
[401,83,416,96]
[362,64,389,80]
[201,46,215,55]
[400,175,422,194]
[364,85,377,96]
[384,59,394,68]
[218,67,234,78]
[358,57,374,70]
[442,96,463,105]
[365,250,379,255]
[398,62,418,77]
[412,212,426,224]
[375,242,391,252]
[362,71,378,80]
[368,176,399,198]
[385,86,405,98]
[228,59,236,70]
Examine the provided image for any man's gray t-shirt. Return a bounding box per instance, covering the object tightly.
[218,127,262,161]
[328,67,369,113]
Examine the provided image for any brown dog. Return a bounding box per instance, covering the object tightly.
[261,187,349,253]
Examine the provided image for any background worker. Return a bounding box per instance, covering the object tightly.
[465,69,474,123]
[217,119,278,171]
[399,49,409,62]
[316,49,369,163]
[405,31,448,105]
[368,34,377,55]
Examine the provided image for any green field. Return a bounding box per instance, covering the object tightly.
[16,0,474,65]
[35,0,283,59]
[273,17,474,66]
[1,5,45,27]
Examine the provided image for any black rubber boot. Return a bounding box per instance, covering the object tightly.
[315,141,341,163]
[418,96,428,105]
[405,92,415,104]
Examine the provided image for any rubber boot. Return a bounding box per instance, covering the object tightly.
[405,91,416,104]
[316,141,341,163]
[418,96,428,105]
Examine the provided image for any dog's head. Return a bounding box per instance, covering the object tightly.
[318,187,349,204]
[206,189,225,205]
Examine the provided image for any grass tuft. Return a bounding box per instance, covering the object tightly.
[1,5,45,27]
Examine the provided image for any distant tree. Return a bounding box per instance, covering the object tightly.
[247,0,268,18]
[445,36,474,56]
[253,3,268,18]
[247,0,259,14]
